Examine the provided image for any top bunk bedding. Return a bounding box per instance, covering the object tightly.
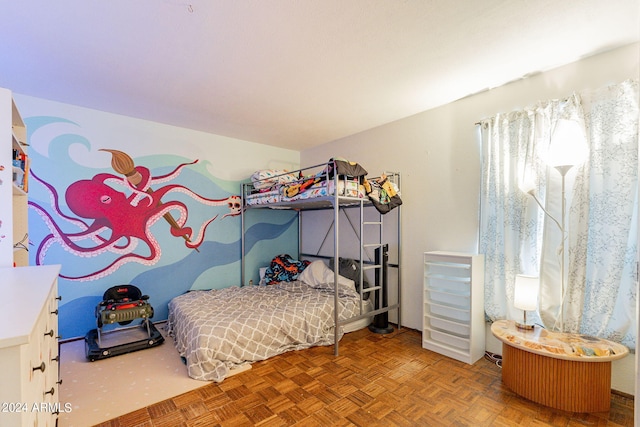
[243,159,402,213]
[244,159,368,206]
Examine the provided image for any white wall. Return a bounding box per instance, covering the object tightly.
[302,43,639,394]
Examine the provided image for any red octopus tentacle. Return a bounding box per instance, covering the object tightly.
[149,160,199,185]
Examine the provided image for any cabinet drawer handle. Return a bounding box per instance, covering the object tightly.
[44,387,55,396]
[32,362,46,373]
[44,329,54,337]
[56,296,62,301]
[51,355,60,363]
[57,379,63,385]
[51,309,58,315]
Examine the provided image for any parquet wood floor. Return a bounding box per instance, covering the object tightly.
[95,327,634,427]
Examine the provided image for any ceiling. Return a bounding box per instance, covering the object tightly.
[0,1,638,151]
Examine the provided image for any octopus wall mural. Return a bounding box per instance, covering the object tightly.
[25,115,298,338]
[30,149,241,281]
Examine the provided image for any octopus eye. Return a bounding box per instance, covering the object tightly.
[233,202,240,208]
[100,195,112,204]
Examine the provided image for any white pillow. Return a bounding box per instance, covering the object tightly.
[251,169,299,190]
[258,267,268,285]
[298,260,356,292]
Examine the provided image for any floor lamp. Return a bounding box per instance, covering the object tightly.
[522,118,588,332]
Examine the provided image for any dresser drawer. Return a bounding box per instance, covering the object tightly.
[425,314,470,337]
[0,265,61,427]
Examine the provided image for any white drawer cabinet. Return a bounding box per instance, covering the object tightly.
[0,265,62,427]
[423,252,484,364]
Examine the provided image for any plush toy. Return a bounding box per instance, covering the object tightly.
[363,178,372,194]
[285,177,319,197]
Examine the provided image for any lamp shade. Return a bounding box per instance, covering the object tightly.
[547,119,588,168]
[514,274,539,311]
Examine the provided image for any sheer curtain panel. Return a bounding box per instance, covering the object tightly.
[479,80,638,349]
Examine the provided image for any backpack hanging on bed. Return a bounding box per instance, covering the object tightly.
[364,175,402,214]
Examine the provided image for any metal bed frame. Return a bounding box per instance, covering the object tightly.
[240,160,402,356]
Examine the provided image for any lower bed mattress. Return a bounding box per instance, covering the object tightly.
[167,279,370,382]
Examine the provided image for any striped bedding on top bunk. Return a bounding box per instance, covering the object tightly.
[245,160,368,206]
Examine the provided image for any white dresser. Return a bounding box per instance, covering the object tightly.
[423,251,484,364]
[0,265,62,427]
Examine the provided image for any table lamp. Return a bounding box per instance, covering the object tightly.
[514,274,539,330]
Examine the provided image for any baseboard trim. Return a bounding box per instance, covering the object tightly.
[612,389,634,400]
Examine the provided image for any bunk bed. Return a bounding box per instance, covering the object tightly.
[241,159,402,354]
[167,159,401,382]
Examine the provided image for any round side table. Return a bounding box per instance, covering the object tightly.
[491,319,628,413]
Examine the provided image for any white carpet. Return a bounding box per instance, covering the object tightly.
[58,322,215,426]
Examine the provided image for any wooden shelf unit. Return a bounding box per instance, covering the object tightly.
[1,87,29,267]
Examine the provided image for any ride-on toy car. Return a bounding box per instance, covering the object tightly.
[85,284,164,361]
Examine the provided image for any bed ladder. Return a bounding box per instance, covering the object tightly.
[311,173,401,356]
[316,202,383,308]
[360,206,384,309]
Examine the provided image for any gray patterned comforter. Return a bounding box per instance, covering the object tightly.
[167,281,361,381]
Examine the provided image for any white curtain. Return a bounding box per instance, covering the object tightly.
[479,79,638,349]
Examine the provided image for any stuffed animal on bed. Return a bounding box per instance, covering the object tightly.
[284,177,320,197]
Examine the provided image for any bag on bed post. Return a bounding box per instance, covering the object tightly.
[364,174,402,214]
[327,158,368,179]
